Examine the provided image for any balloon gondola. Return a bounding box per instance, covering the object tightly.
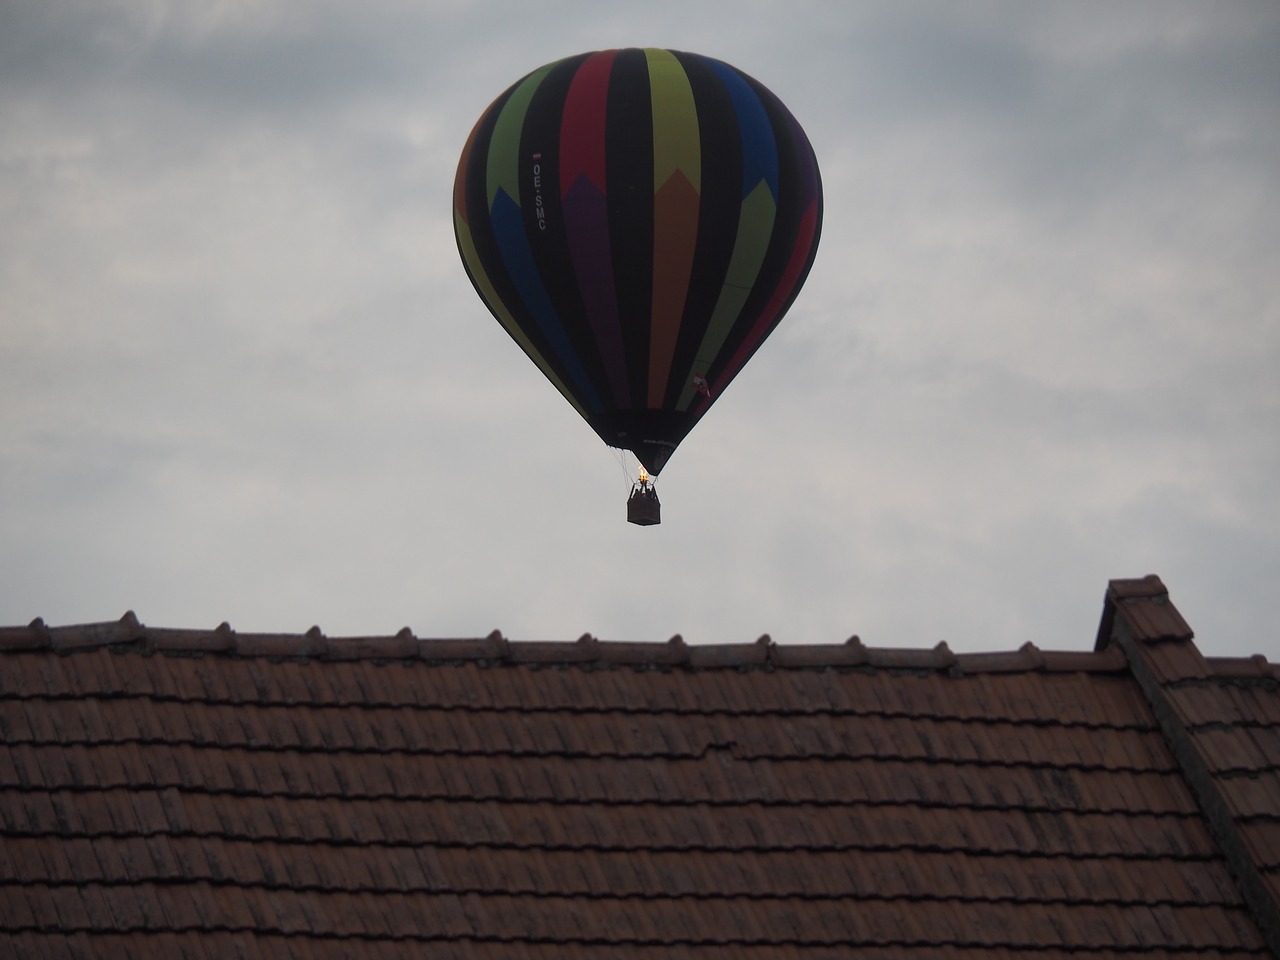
[626,469,661,526]
[453,48,822,524]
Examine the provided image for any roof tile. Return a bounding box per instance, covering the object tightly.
[1207,654,1280,679]
[768,640,863,671]
[687,635,772,668]
[142,624,237,654]
[0,618,51,651]
[321,629,420,660]
[46,611,142,652]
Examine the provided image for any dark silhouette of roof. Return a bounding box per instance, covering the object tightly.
[1,575,1277,957]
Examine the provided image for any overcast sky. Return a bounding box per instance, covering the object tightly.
[3,1,1277,656]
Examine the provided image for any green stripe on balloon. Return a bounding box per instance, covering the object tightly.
[486,63,554,211]
[676,181,777,412]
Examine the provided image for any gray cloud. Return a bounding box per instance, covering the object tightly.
[2,0,1277,657]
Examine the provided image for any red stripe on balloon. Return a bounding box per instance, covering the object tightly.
[560,50,631,406]
[560,51,615,195]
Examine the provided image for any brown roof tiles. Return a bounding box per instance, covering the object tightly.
[2,577,1279,956]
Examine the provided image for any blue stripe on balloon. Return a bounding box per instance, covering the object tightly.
[490,189,603,414]
[708,60,778,200]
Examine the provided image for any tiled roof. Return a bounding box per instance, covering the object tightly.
[1,575,1278,958]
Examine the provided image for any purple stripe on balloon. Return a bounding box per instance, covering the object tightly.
[562,174,631,407]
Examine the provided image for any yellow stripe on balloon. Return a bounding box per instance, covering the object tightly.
[645,49,701,407]
[646,50,701,193]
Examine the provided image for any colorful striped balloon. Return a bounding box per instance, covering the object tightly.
[454,49,822,476]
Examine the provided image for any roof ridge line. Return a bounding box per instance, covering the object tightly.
[0,614,1152,674]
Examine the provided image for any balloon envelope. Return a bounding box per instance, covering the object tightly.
[454,48,822,475]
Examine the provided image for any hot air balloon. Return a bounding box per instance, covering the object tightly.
[453,48,822,524]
